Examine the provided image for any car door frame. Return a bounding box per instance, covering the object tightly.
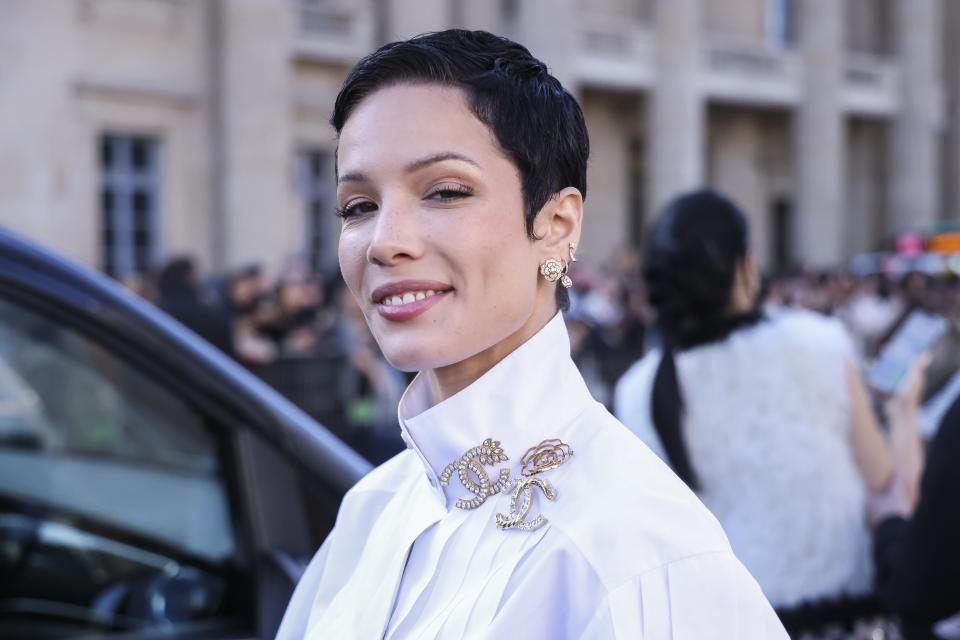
[0,238,370,637]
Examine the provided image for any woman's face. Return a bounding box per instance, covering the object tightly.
[335,83,548,372]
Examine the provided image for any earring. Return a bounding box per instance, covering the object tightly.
[539,257,564,283]
[540,257,573,289]
[569,242,577,263]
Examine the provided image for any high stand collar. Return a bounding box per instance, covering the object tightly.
[397,313,593,508]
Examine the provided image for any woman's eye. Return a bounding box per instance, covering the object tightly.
[426,184,473,202]
[336,200,378,219]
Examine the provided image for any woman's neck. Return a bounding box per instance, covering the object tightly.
[727,287,755,315]
[425,305,556,404]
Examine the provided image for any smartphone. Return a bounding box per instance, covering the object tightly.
[867,310,948,395]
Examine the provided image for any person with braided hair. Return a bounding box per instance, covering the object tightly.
[615,189,900,638]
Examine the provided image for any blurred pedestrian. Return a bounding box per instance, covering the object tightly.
[257,270,331,358]
[839,274,903,358]
[329,281,405,462]
[615,189,900,638]
[224,263,266,323]
[120,271,157,303]
[156,257,233,356]
[869,357,960,639]
[565,255,649,407]
[224,263,278,365]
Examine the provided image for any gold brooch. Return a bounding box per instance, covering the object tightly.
[440,438,512,510]
[495,476,557,531]
[520,439,573,476]
[495,439,573,532]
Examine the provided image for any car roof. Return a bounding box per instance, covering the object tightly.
[0,227,373,491]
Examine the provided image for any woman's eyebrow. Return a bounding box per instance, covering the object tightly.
[404,152,481,173]
[337,152,480,184]
[338,171,367,184]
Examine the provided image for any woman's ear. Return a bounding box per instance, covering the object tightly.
[734,253,760,309]
[728,253,758,313]
[534,187,584,258]
[744,253,760,301]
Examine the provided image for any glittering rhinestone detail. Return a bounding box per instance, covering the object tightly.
[440,438,511,510]
[495,476,558,531]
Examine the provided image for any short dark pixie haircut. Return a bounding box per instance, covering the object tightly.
[331,29,590,311]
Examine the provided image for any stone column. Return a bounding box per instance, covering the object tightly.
[846,120,886,255]
[580,95,631,260]
[457,0,499,32]
[709,112,769,269]
[217,0,297,271]
[944,0,960,219]
[793,0,845,267]
[513,0,578,91]
[205,0,227,271]
[648,0,704,217]
[888,0,942,234]
[382,0,448,42]
[0,1,87,262]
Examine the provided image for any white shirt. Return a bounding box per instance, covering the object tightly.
[615,311,873,609]
[278,313,787,639]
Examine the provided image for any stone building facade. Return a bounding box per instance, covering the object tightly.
[1,0,957,277]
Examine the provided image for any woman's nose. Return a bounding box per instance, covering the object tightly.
[365,203,423,267]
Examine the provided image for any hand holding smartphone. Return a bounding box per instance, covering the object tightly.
[867,310,947,396]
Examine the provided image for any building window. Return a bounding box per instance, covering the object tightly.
[765,0,794,49]
[100,134,161,278]
[771,195,793,272]
[298,149,335,272]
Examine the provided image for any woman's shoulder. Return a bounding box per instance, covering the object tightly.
[760,309,854,353]
[325,449,426,538]
[342,448,421,500]
[549,404,732,585]
[672,310,854,371]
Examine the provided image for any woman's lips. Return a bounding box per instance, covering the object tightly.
[370,280,453,322]
[376,290,449,321]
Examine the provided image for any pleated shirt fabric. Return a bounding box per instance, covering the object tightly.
[277,313,788,639]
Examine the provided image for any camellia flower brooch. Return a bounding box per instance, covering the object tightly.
[495,439,573,532]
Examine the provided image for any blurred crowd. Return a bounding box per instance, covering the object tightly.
[764,269,960,355]
[124,255,406,463]
[123,249,960,462]
[567,252,960,410]
[125,226,960,637]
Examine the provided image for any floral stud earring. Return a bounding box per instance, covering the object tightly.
[540,257,565,283]
[540,257,573,289]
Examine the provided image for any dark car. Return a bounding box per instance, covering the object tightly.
[0,228,373,639]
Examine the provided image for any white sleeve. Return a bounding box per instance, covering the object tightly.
[614,354,671,465]
[275,536,332,639]
[275,484,398,638]
[585,552,788,639]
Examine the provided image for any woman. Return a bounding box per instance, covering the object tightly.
[615,190,898,636]
[278,31,786,639]
[870,360,960,639]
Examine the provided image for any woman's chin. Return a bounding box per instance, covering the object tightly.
[374,318,529,374]
[379,343,463,374]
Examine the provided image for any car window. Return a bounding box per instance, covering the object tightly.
[0,297,235,562]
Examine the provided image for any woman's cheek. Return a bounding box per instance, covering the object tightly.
[338,230,366,286]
